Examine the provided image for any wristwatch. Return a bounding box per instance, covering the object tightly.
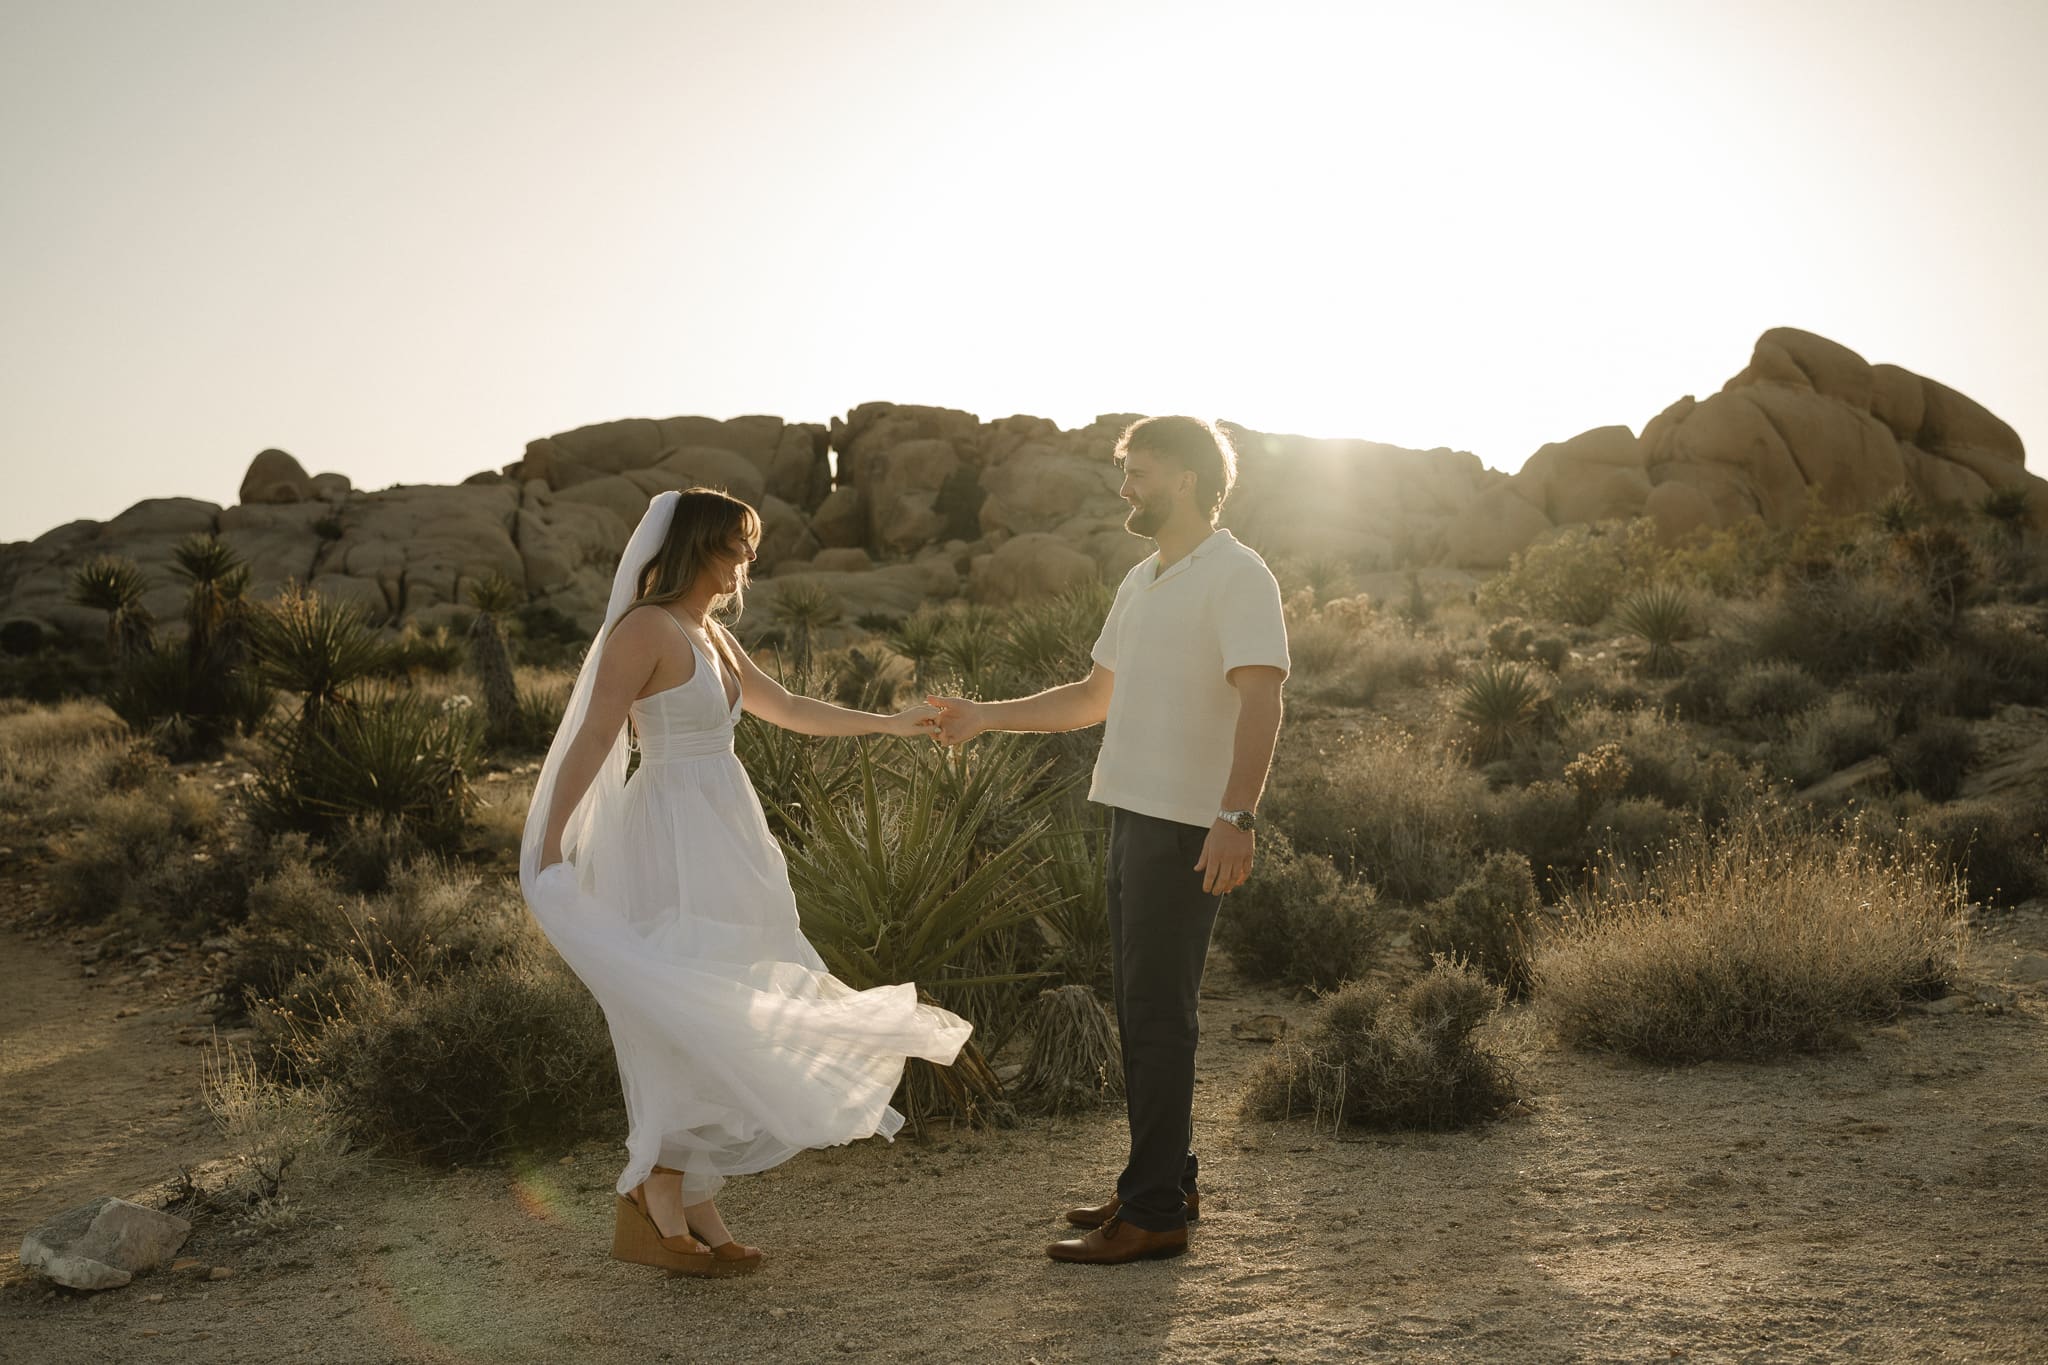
[1217,809,1257,832]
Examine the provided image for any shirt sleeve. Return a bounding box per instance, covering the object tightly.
[1091,573,1136,671]
[1216,559,1291,677]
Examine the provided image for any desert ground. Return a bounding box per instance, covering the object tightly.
[3,873,2044,1365]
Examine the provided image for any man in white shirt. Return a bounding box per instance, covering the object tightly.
[929,416,1289,1264]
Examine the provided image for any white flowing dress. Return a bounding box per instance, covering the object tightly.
[525,621,972,1201]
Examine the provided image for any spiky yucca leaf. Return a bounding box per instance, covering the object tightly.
[70,557,156,658]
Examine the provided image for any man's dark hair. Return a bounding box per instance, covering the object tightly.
[1114,416,1238,523]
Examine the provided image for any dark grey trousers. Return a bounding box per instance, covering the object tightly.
[1106,806,1223,1232]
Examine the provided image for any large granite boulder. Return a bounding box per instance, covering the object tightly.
[239,449,350,505]
[1510,426,1651,527]
[1642,327,2044,532]
[968,532,1100,604]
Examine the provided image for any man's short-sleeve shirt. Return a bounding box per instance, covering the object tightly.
[1087,529,1290,829]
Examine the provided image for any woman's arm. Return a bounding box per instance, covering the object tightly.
[715,621,935,738]
[538,611,663,866]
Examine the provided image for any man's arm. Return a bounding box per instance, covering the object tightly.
[928,665,1114,744]
[1195,664,1286,894]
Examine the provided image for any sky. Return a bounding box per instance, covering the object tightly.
[2,0,2043,544]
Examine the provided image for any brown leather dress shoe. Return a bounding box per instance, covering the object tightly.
[1065,1192,1199,1229]
[1047,1216,1188,1264]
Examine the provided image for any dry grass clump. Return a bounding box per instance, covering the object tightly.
[1242,957,1515,1131]
[201,1043,355,1232]
[1214,830,1380,990]
[1535,820,1967,1061]
[1011,985,1124,1117]
[1264,724,1486,904]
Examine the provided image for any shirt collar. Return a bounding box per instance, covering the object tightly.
[1148,528,1234,587]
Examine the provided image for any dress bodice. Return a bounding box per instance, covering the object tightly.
[629,635,742,764]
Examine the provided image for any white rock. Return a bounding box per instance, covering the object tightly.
[19,1197,191,1291]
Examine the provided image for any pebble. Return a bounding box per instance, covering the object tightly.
[2012,953,2048,985]
[1920,996,1969,1015]
[143,1293,164,1304]
[172,1259,203,1274]
[207,1266,233,1281]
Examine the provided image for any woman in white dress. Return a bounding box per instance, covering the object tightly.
[521,488,971,1278]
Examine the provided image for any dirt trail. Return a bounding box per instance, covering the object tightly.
[2,900,2045,1364]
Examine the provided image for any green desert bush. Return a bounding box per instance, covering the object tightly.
[1905,800,2048,908]
[1412,853,1540,998]
[1214,830,1380,991]
[1264,726,1485,905]
[1535,819,1966,1061]
[1484,780,1586,887]
[1241,957,1515,1131]
[1948,611,2048,713]
[1888,719,1977,801]
[1476,524,1640,626]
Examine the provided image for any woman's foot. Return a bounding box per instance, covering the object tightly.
[683,1196,765,1269]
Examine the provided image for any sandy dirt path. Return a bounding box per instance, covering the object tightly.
[3,898,2045,1364]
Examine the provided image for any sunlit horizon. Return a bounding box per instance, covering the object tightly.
[4,0,2042,543]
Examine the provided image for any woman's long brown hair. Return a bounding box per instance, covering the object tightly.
[618,487,762,676]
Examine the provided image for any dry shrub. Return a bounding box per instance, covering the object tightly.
[1265,725,1485,904]
[1888,719,1977,801]
[1771,697,1895,787]
[1905,800,2048,908]
[1012,985,1123,1116]
[1730,573,1939,683]
[1413,853,1540,997]
[1215,830,1379,990]
[1242,957,1515,1131]
[202,1043,354,1231]
[279,951,621,1163]
[1535,820,1967,1061]
[45,772,231,924]
[1724,661,1826,725]
[228,852,526,1020]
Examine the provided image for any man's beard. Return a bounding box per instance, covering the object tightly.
[1124,499,1168,537]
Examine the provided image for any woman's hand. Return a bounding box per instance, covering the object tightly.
[925,695,987,747]
[879,702,941,738]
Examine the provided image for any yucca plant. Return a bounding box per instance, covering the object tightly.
[778,742,1060,1129]
[1030,807,1112,995]
[1455,658,1547,762]
[170,535,253,653]
[463,572,524,744]
[768,579,842,681]
[998,584,1109,692]
[250,687,483,849]
[935,607,1003,693]
[1616,582,1695,677]
[885,610,948,692]
[249,586,397,733]
[70,556,156,661]
[1873,488,1923,536]
[826,646,898,710]
[734,707,860,841]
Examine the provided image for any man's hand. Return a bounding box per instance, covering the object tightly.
[1195,820,1255,895]
[925,694,988,747]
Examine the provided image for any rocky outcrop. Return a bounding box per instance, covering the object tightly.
[1641,328,2044,534]
[3,330,2037,644]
